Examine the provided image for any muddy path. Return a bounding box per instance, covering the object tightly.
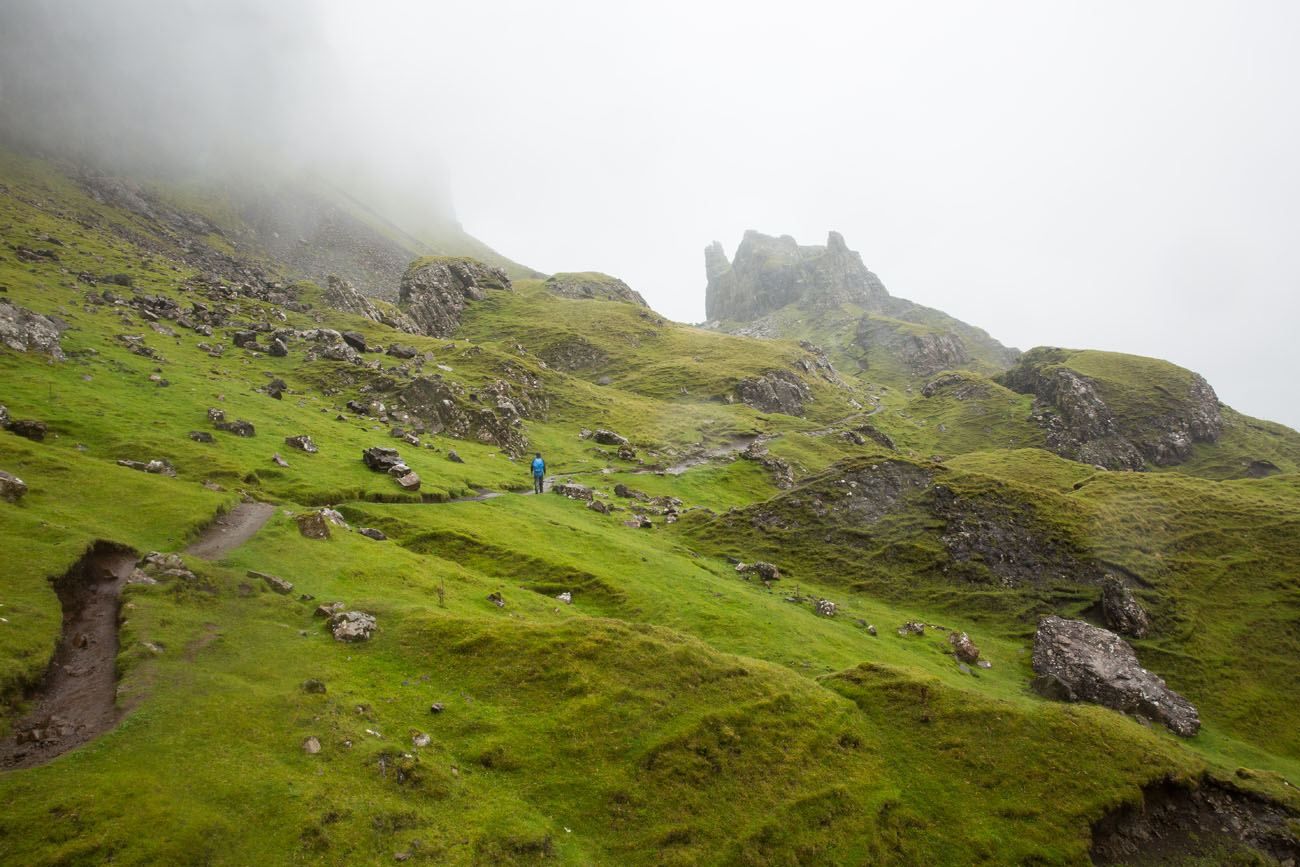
[185,501,275,559]
[0,542,137,770]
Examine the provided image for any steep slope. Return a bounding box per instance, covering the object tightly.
[1,152,1298,865]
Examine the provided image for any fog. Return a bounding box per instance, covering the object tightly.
[2,1,1297,428]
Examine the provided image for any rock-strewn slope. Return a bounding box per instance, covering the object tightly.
[398,256,513,337]
[544,272,647,306]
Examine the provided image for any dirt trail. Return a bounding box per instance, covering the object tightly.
[185,502,275,559]
[0,542,137,770]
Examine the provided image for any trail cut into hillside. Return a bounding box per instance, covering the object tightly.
[0,542,137,770]
[185,502,275,559]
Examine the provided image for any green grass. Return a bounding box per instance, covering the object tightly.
[0,147,1297,864]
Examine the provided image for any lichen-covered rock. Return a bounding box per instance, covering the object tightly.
[737,561,781,582]
[215,419,256,437]
[396,376,537,457]
[592,429,628,447]
[362,446,404,472]
[552,482,593,501]
[815,599,837,617]
[398,257,512,337]
[7,418,48,441]
[543,272,647,306]
[705,231,888,321]
[296,511,331,540]
[284,435,318,453]
[948,631,981,664]
[249,569,293,595]
[0,300,66,360]
[1101,575,1151,638]
[0,469,28,502]
[1031,615,1199,736]
[321,274,414,333]
[329,610,376,642]
[734,370,812,416]
[117,458,177,476]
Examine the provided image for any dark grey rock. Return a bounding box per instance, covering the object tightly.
[1101,575,1151,638]
[284,434,318,454]
[398,257,512,337]
[249,569,294,594]
[734,370,811,416]
[543,272,647,306]
[215,419,255,437]
[1031,615,1199,736]
[0,469,27,502]
[592,429,628,446]
[948,631,981,664]
[0,299,66,360]
[189,431,215,443]
[7,418,47,441]
[358,527,387,541]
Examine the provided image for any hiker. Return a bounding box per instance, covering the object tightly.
[531,452,545,493]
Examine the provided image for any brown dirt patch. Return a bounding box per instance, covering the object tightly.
[185,501,275,559]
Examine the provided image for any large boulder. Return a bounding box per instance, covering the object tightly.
[398,257,512,337]
[329,610,376,642]
[0,470,27,502]
[543,272,647,306]
[1031,615,1199,736]
[1101,575,1151,638]
[0,300,66,360]
[319,274,418,334]
[734,370,812,416]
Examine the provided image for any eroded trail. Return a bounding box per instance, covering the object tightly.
[185,502,275,559]
[0,543,137,770]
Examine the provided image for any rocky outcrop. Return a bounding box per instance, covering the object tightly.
[321,275,419,333]
[537,336,610,372]
[1101,575,1150,638]
[398,257,511,337]
[1031,615,1199,736]
[544,272,647,306]
[0,300,66,360]
[1000,348,1222,470]
[329,610,376,642]
[705,231,889,321]
[856,317,970,377]
[0,470,27,502]
[395,376,536,456]
[734,370,812,416]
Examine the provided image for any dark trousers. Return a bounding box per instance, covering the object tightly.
[533,474,544,493]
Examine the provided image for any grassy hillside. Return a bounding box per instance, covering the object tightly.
[1,151,1298,864]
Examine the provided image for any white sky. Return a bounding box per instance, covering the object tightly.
[318,1,1300,428]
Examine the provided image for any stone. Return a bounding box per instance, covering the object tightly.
[815,599,837,617]
[340,330,367,352]
[284,434,318,453]
[734,370,812,416]
[8,419,47,441]
[556,591,572,604]
[1101,575,1150,639]
[268,338,288,357]
[586,500,610,514]
[592,429,629,446]
[329,610,376,642]
[948,631,981,664]
[398,257,512,337]
[249,570,293,594]
[617,445,637,461]
[429,702,445,714]
[296,512,331,540]
[387,343,418,359]
[117,458,177,476]
[737,561,781,582]
[302,679,327,694]
[624,514,653,529]
[232,330,260,349]
[552,482,593,501]
[189,431,215,443]
[866,624,878,636]
[358,527,387,541]
[487,591,506,608]
[1031,615,1199,736]
[272,453,289,467]
[314,602,345,618]
[447,450,464,463]
[302,736,321,754]
[215,419,256,437]
[362,447,404,472]
[265,378,287,399]
[0,469,27,502]
[207,408,225,423]
[898,621,926,637]
[394,471,421,491]
[412,732,431,748]
[0,299,66,360]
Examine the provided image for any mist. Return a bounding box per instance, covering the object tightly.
[1,0,1297,428]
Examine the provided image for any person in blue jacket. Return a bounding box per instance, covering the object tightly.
[530,452,545,494]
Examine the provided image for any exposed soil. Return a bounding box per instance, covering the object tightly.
[1090,777,1300,865]
[185,501,276,559]
[0,541,137,770]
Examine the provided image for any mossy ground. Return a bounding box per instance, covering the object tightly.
[1,150,1297,864]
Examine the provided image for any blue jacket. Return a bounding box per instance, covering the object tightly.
[531,457,545,476]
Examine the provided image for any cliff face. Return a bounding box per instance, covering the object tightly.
[704,230,889,321]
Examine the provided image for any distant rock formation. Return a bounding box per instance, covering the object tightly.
[704,230,889,321]
[398,257,512,337]
[856,317,971,377]
[321,275,419,333]
[544,272,647,306]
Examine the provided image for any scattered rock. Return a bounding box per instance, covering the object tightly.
[592,429,629,447]
[329,610,377,642]
[394,470,421,491]
[737,561,781,582]
[624,515,653,529]
[614,483,647,499]
[214,419,256,437]
[734,370,812,416]
[1100,575,1150,639]
[265,378,287,399]
[399,257,512,337]
[7,419,48,441]
[272,453,289,467]
[249,570,294,595]
[866,624,878,636]
[1031,615,1199,736]
[0,299,66,360]
[412,732,431,748]
[617,444,637,461]
[189,431,215,443]
[0,469,28,502]
[387,343,418,359]
[268,338,288,357]
[586,500,610,514]
[948,631,981,664]
[556,591,572,604]
[552,482,593,501]
[358,527,388,541]
[296,512,332,540]
[117,458,177,476]
[302,679,327,694]
[487,592,506,608]
[429,702,445,714]
[447,450,464,463]
[340,330,367,352]
[302,736,321,754]
[898,621,926,637]
[284,434,318,454]
[362,446,404,472]
[314,602,345,618]
[815,599,837,617]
